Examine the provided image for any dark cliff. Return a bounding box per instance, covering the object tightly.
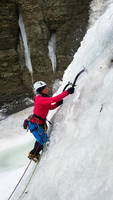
[0,0,91,113]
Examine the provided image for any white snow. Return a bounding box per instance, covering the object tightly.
[0,108,35,199]
[1,1,113,200]
[89,0,113,26]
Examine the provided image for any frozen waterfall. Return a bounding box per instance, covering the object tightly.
[21,2,113,200]
[1,1,113,200]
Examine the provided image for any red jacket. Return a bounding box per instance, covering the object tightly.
[30,90,69,124]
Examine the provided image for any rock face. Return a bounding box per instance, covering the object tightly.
[0,0,91,109]
[0,0,32,108]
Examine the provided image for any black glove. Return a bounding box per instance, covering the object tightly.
[57,100,63,106]
[67,87,75,94]
[23,119,29,129]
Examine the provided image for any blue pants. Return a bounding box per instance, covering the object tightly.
[28,121,49,145]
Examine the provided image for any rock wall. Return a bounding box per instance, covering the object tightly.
[0,0,91,109]
[0,0,32,108]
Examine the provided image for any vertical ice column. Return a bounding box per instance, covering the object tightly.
[19,14,33,74]
[48,32,56,72]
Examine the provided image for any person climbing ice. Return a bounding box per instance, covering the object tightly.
[27,81,75,162]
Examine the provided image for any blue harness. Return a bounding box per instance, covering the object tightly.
[28,121,49,145]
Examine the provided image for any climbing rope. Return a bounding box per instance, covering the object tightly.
[8,160,32,200]
[17,158,39,199]
[7,139,47,199]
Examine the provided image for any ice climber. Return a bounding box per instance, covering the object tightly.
[27,81,74,162]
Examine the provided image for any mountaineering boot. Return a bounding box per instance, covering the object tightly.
[28,153,40,162]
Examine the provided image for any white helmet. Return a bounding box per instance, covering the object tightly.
[33,81,47,94]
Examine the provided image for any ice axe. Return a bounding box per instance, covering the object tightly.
[63,67,88,91]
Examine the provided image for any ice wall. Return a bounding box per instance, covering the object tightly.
[20,2,113,200]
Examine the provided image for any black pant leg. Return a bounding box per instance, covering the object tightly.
[30,141,43,156]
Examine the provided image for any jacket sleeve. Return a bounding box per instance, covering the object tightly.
[49,103,58,110]
[37,90,69,105]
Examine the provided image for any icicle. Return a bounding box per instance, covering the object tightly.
[48,32,56,72]
[18,14,33,75]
